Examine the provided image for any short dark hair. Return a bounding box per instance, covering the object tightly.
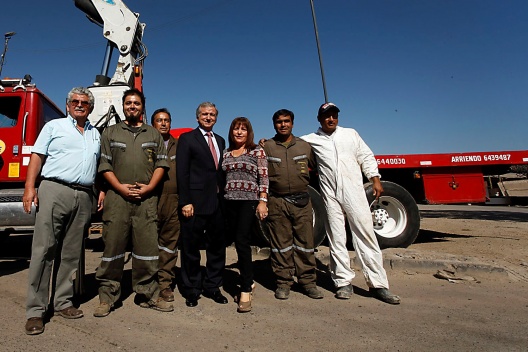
[122,88,146,107]
[272,109,294,123]
[227,117,257,151]
[151,108,171,125]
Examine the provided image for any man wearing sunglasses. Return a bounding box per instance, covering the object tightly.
[23,87,103,335]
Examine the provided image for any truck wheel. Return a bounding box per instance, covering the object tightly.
[364,181,420,248]
[308,186,327,247]
[254,186,328,248]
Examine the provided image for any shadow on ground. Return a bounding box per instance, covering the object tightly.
[414,229,471,245]
[420,209,528,222]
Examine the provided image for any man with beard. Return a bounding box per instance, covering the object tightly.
[94,89,172,317]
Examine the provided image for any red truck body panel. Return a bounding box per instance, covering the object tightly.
[376,150,528,169]
[375,151,528,204]
[0,84,65,184]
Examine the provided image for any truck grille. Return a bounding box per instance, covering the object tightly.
[0,196,23,202]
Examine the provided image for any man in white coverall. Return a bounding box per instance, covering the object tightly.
[301,102,400,304]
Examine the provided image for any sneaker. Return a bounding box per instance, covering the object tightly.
[93,302,111,317]
[305,286,324,299]
[274,287,290,300]
[159,288,175,302]
[369,288,401,305]
[335,284,354,300]
[140,298,174,312]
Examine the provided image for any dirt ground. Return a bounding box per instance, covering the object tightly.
[414,204,528,281]
[0,204,527,351]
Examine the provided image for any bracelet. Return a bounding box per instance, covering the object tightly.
[259,197,268,202]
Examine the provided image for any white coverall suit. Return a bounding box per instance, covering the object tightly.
[302,126,389,289]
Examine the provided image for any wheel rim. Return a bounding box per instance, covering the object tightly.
[370,196,408,239]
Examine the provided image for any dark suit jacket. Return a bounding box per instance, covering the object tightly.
[176,127,226,215]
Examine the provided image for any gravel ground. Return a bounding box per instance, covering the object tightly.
[1,204,527,351]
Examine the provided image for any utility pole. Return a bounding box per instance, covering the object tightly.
[0,32,16,78]
[309,0,328,103]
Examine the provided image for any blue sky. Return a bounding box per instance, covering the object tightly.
[2,0,526,154]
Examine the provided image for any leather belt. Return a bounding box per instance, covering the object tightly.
[42,177,93,193]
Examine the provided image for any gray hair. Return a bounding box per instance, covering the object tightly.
[67,87,95,106]
[195,101,218,118]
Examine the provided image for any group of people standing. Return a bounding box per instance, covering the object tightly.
[22,87,400,336]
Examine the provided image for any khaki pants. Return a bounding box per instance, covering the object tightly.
[26,180,92,318]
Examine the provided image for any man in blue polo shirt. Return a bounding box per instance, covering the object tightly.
[23,87,102,335]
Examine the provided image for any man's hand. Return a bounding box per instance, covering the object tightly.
[371,177,384,201]
[134,182,153,200]
[258,138,267,147]
[22,187,38,214]
[22,153,45,214]
[117,183,142,201]
[97,191,106,211]
[181,204,194,218]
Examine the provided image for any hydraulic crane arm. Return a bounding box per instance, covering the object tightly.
[74,0,146,88]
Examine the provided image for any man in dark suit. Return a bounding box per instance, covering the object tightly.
[176,102,228,307]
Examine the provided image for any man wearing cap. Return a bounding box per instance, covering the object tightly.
[301,102,401,304]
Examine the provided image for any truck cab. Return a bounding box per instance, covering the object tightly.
[0,76,65,232]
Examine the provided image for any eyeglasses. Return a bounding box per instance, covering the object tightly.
[69,99,91,107]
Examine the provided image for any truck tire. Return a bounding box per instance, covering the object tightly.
[364,181,420,248]
[254,186,328,248]
[308,186,327,247]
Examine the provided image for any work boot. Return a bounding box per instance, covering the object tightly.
[369,288,401,305]
[274,287,290,300]
[140,298,174,312]
[335,284,354,300]
[305,286,324,299]
[159,287,175,302]
[93,302,112,317]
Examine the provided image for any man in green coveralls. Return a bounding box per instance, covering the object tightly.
[151,108,180,302]
[94,89,172,317]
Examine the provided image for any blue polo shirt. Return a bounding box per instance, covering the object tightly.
[33,115,101,186]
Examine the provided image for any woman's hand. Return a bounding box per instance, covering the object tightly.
[256,201,268,220]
